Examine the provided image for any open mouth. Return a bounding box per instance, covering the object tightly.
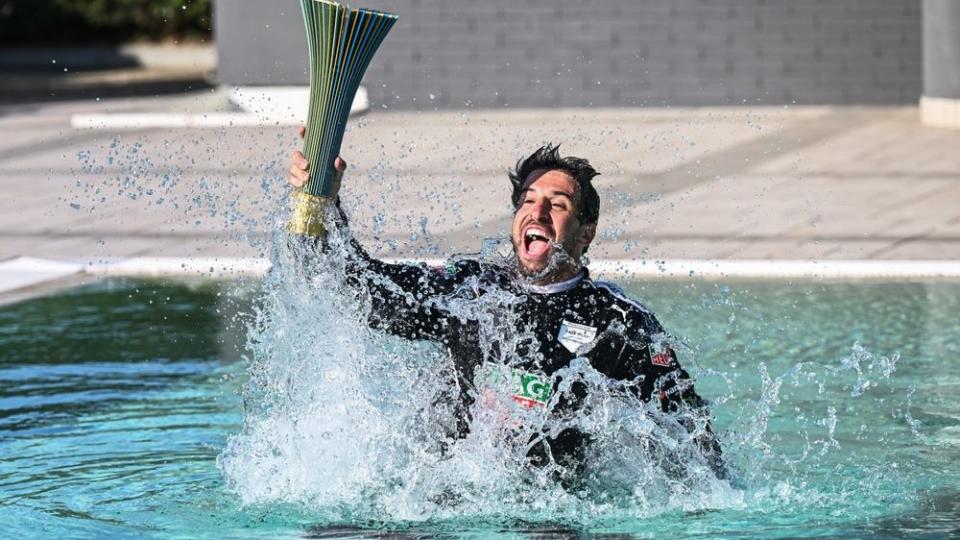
[523,227,552,258]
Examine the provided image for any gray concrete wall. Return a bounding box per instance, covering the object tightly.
[214,0,309,85]
[923,0,960,99]
[215,0,922,108]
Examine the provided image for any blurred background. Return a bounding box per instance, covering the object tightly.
[1,0,959,297]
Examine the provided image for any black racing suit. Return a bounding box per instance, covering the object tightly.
[326,225,724,476]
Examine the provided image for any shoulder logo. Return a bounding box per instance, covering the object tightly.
[557,319,598,354]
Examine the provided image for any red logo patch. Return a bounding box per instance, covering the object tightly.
[652,351,672,367]
[649,342,674,367]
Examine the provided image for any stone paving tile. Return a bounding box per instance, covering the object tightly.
[594,239,758,261]
[874,240,960,260]
[714,239,897,260]
[780,179,956,240]
[756,109,960,177]
[3,234,260,261]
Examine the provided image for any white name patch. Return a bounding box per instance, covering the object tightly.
[557,320,598,354]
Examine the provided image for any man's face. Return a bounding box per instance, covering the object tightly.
[511,169,596,278]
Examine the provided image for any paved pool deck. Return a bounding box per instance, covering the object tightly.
[1,91,959,295]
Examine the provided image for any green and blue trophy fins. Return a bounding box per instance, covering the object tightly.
[288,0,397,237]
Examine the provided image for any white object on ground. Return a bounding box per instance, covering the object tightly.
[0,257,84,295]
[920,95,960,129]
[70,85,368,129]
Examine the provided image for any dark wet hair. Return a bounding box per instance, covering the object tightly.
[508,143,600,224]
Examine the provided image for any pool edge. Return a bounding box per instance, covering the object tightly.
[5,256,960,304]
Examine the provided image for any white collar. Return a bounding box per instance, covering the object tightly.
[523,270,586,294]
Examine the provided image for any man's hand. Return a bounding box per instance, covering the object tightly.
[288,126,347,189]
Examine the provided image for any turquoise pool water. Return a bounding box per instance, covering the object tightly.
[1,277,959,538]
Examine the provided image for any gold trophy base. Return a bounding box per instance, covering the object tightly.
[288,191,331,237]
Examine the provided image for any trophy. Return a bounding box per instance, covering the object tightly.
[289,0,397,236]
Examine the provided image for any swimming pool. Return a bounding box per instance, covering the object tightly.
[1,277,958,538]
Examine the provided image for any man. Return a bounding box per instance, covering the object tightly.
[288,142,724,478]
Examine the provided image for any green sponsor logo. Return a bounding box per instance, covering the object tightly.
[481,363,552,408]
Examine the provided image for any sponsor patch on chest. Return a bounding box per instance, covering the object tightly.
[431,262,458,278]
[556,319,598,354]
[480,363,552,409]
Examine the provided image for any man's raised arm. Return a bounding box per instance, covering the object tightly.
[286,132,466,344]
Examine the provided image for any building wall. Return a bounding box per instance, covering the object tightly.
[215,0,922,108]
[214,0,309,86]
[923,0,960,99]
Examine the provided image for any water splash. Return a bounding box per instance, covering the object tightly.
[218,213,744,525]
